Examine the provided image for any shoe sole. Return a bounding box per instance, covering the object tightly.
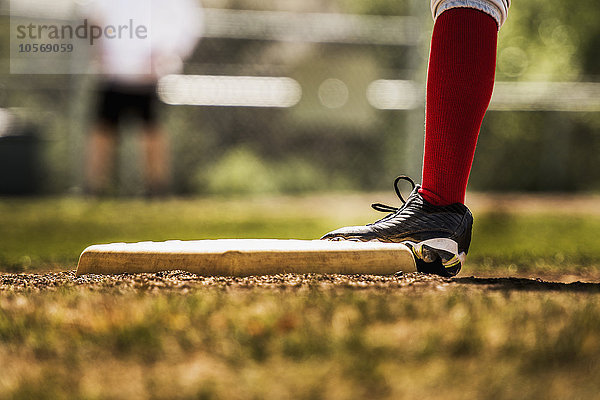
[326,236,465,277]
[403,238,465,277]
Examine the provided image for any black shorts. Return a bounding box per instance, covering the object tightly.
[96,82,159,129]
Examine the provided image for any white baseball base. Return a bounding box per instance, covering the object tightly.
[75,239,416,276]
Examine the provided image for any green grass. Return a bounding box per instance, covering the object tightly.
[1,195,600,276]
[468,212,600,277]
[0,196,331,271]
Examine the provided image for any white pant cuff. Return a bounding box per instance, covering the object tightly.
[432,0,509,29]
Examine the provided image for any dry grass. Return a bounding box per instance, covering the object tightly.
[1,271,599,399]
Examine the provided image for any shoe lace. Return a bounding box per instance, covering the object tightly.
[370,175,416,214]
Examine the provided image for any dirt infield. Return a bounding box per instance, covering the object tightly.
[0,271,448,291]
[2,270,599,293]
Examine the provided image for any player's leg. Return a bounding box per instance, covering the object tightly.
[85,84,120,195]
[85,124,118,195]
[141,124,170,197]
[420,5,500,206]
[138,85,170,197]
[321,0,510,276]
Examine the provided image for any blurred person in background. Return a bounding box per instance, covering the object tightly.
[84,0,203,196]
[323,1,510,277]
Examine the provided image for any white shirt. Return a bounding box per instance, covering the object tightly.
[83,0,203,82]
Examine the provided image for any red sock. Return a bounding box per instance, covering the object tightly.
[419,8,498,206]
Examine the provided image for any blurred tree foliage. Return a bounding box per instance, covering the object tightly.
[497,0,600,80]
[0,0,598,194]
[472,0,600,192]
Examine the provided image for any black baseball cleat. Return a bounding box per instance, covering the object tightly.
[320,176,473,277]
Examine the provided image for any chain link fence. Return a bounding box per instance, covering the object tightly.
[1,0,599,195]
